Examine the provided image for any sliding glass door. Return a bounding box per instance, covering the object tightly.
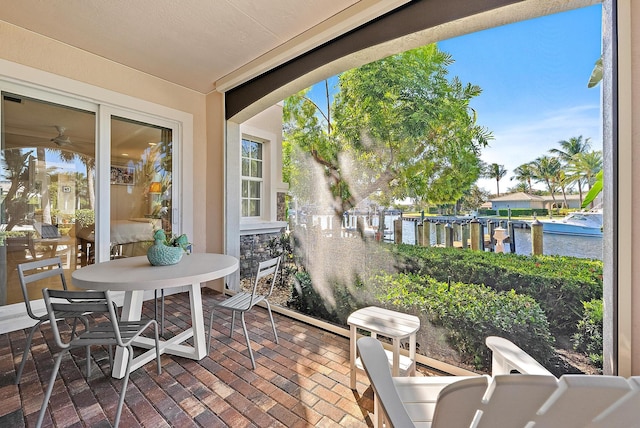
[0,92,95,304]
[109,116,173,259]
[0,89,178,310]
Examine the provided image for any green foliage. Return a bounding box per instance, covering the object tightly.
[458,185,490,212]
[389,245,603,336]
[582,169,603,208]
[530,155,562,201]
[477,209,497,216]
[283,44,492,215]
[287,272,364,324]
[153,229,190,252]
[287,262,555,371]
[267,233,292,259]
[588,57,603,88]
[0,230,34,246]
[267,232,299,288]
[497,208,549,217]
[572,299,603,369]
[75,209,95,228]
[484,163,507,195]
[370,273,555,370]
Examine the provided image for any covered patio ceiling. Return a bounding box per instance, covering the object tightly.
[0,0,409,94]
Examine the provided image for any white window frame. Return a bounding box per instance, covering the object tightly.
[241,137,264,218]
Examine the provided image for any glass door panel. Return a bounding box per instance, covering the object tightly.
[1,92,95,305]
[109,116,172,258]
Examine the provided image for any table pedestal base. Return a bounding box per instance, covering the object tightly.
[111,282,206,379]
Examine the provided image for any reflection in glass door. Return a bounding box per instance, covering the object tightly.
[0,93,95,305]
[109,116,173,258]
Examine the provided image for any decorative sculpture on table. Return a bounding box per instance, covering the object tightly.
[146,229,190,266]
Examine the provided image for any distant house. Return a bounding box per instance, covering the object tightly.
[489,192,583,210]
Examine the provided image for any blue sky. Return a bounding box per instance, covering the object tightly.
[306,4,603,195]
[438,4,603,192]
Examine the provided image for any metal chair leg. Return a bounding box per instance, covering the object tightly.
[114,345,134,428]
[264,300,279,344]
[230,311,236,337]
[239,312,256,369]
[15,321,42,384]
[36,351,65,428]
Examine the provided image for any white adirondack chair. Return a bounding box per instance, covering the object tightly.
[357,336,640,428]
[485,335,553,376]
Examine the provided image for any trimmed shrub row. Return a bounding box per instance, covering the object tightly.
[288,271,362,325]
[497,208,549,217]
[369,273,555,370]
[572,299,603,368]
[287,269,555,371]
[477,208,552,217]
[388,245,603,337]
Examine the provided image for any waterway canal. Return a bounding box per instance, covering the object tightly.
[397,219,603,261]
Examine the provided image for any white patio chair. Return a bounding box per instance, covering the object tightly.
[485,335,554,376]
[36,288,161,428]
[207,256,281,369]
[357,336,640,428]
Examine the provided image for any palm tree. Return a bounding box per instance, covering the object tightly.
[568,150,603,206]
[510,163,535,194]
[555,169,571,209]
[2,149,33,230]
[509,182,530,194]
[549,136,591,203]
[572,151,603,189]
[550,136,592,160]
[58,150,95,211]
[486,163,507,196]
[530,155,562,210]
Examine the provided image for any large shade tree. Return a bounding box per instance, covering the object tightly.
[283,44,491,219]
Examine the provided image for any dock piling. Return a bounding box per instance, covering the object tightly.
[508,221,516,253]
[394,218,402,244]
[445,223,454,248]
[531,218,543,255]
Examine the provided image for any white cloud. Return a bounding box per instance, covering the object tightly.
[476,104,602,193]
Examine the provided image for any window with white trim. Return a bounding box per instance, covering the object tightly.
[241,138,263,217]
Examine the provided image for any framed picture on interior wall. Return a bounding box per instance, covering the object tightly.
[110,165,135,185]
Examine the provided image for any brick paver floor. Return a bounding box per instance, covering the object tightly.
[0,289,376,427]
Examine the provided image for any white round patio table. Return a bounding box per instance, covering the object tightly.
[72,253,239,378]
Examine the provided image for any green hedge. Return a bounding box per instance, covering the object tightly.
[288,269,555,371]
[288,271,363,325]
[389,245,603,337]
[572,299,603,369]
[496,208,549,217]
[370,273,555,370]
[477,208,550,217]
[477,209,497,216]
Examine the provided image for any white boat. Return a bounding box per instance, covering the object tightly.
[537,210,603,236]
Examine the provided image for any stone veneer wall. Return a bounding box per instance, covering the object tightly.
[239,230,285,279]
[277,192,286,221]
